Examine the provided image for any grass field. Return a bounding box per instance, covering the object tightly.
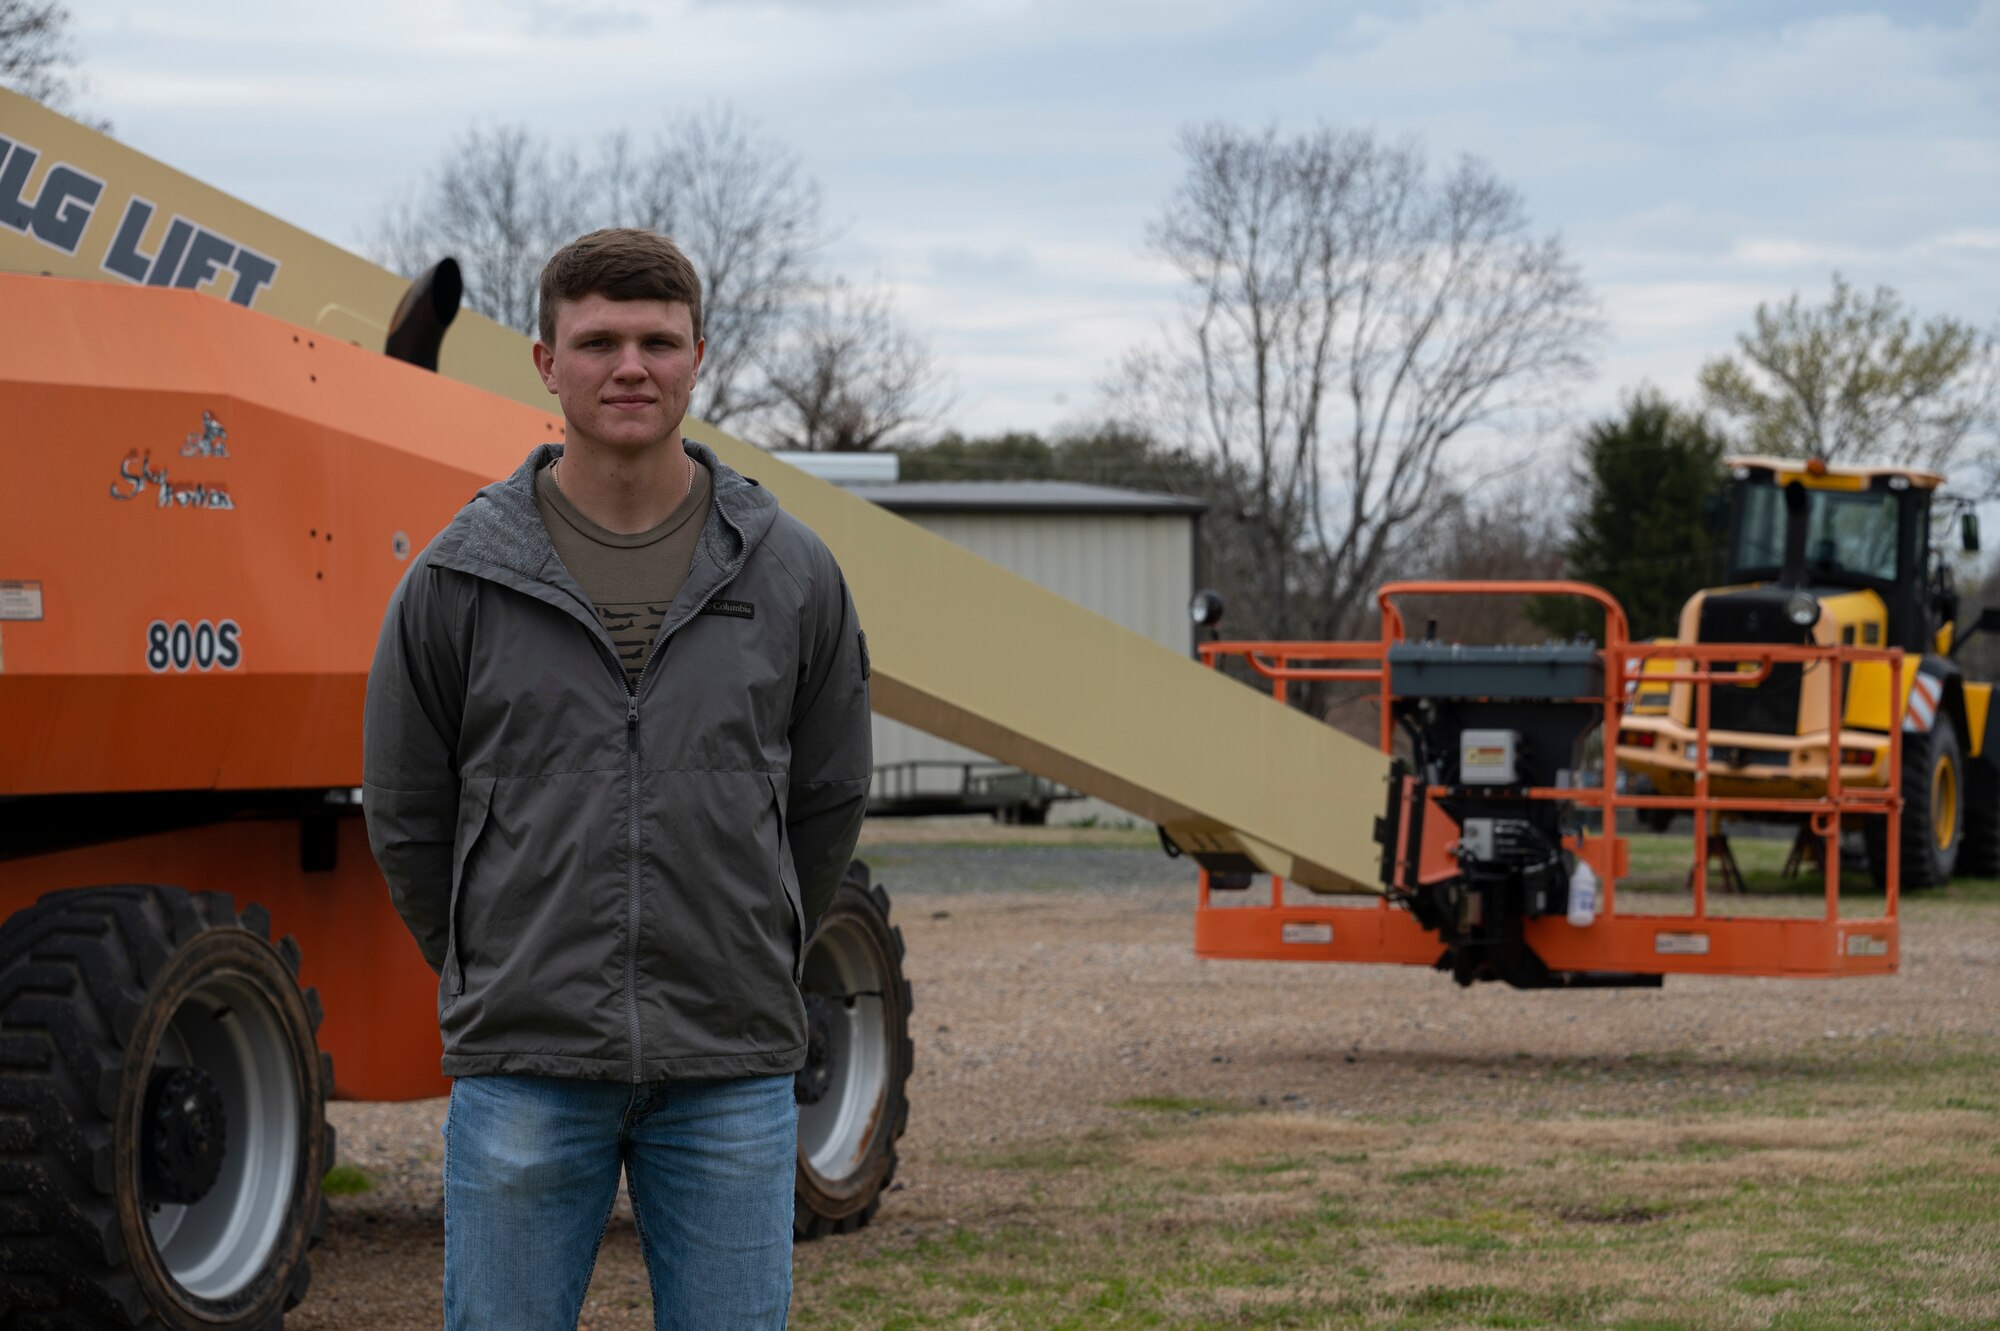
[788,837,2000,1330]
[796,1047,2000,1330]
[1617,826,2000,918]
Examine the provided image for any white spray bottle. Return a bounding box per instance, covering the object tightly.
[1567,858,1599,928]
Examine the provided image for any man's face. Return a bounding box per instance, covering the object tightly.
[532,294,705,455]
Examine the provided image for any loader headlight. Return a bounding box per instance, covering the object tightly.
[1784,590,1820,628]
[1190,590,1226,628]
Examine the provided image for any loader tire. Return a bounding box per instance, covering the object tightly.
[0,885,331,1329]
[793,861,912,1241]
[1955,759,2000,879]
[1866,725,1964,890]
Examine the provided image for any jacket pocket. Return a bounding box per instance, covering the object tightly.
[767,772,806,984]
[446,777,496,997]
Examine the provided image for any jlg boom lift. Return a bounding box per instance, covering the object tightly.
[0,92,1917,1328]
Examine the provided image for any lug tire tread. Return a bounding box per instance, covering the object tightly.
[0,885,328,1329]
[1867,726,1964,890]
[1903,725,1963,889]
[793,871,912,1244]
[1957,761,2000,877]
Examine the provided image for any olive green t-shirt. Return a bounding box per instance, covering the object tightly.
[534,456,714,690]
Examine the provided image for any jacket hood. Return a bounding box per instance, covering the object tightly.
[433,438,779,585]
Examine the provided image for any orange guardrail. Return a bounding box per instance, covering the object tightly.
[1192,581,1901,980]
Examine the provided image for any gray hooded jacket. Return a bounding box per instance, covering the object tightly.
[363,441,871,1082]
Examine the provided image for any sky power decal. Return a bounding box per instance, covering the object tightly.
[0,131,278,306]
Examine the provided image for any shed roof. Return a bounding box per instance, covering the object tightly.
[842,480,1208,517]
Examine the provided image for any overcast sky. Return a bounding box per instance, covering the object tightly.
[73,0,2000,449]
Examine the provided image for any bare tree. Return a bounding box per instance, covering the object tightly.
[1401,477,1571,644]
[2,1,107,129]
[601,107,824,427]
[759,280,948,452]
[1293,475,1572,742]
[371,107,827,430]
[1112,123,1598,643]
[371,125,586,336]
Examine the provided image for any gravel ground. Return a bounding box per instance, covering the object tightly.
[291,829,2000,1329]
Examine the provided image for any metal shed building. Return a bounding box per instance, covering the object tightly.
[841,478,1208,824]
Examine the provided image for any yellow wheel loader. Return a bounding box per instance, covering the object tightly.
[1616,456,2000,888]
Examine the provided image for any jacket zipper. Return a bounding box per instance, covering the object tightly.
[618,499,748,1084]
[624,693,642,1082]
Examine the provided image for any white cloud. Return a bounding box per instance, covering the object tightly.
[1931,229,2000,253]
[1599,279,1766,336]
[1660,8,1985,127]
[1726,238,1876,269]
[59,0,2000,438]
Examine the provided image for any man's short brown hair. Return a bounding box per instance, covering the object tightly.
[537,228,703,347]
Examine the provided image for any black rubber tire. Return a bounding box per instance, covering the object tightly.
[1956,759,2000,878]
[1866,725,1965,890]
[793,861,913,1241]
[0,885,331,1329]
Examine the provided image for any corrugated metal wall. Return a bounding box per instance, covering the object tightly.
[872,510,1196,824]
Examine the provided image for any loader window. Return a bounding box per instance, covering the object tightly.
[1808,491,1900,579]
[1734,486,1787,572]
[1731,484,1902,584]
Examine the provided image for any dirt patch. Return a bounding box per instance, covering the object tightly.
[1559,1202,1667,1224]
[300,846,2000,1328]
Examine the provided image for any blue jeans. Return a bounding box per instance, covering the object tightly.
[443,1073,798,1331]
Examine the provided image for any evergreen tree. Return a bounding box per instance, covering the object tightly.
[1532,391,1728,641]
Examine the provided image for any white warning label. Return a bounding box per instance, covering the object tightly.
[0,581,42,621]
[1845,934,1889,958]
[1655,931,1711,956]
[1281,922,1334,945]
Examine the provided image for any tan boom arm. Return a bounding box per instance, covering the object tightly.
[0,90,1394,892]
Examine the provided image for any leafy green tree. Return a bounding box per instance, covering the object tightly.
[1532,391,1728,641]
[893,431,1053,481]
[895,425,1222,493]
[1698,273,1998,473]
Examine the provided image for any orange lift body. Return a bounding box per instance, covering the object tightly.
[0,274,568,1101]
[1193,582,1903,983]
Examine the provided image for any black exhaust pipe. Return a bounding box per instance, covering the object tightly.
[1779,479,1809,587]
[383,257,463,372]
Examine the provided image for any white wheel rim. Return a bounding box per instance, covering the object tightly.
[797,914,892,1185]
[145,972,300,1301]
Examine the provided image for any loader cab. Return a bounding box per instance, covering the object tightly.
[1720,457,1945,653]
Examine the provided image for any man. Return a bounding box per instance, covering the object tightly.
[363,227,872,1330]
